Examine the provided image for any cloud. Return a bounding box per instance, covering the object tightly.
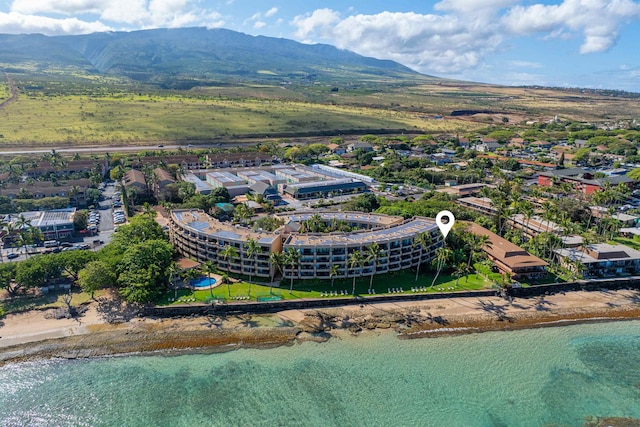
[291,8,340,39]
[253,21,266,29]
[291,10,503,73]
[502,0,640,53]
[290,2,640,76]
[508,60,543,69]
[265,7,278,18]
[0,11,111,35]
[9,0,223,29]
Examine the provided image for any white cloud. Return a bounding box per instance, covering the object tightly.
[503,0,640,53]
[291,10,503,73]
[0,11,111,35]
[291,8,340,39]
[509,60,543,68]
[10,0,223,29]
[265,7,278,18]
[253,21,266,29]
[290,3,640,76]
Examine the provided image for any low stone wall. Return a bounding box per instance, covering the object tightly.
[141,277,640,318]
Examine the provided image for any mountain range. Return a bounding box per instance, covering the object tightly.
[0,27,430,88]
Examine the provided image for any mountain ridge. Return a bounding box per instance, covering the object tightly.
[0,27,433,87]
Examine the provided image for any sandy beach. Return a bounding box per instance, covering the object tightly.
[2,288,640,365]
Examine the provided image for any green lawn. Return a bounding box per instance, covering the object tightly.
[158,267,498,305]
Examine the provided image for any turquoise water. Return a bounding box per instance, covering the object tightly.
[2,321,640,426]
[190,276,217,288]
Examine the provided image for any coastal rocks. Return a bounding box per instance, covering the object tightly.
[584,416,640,427]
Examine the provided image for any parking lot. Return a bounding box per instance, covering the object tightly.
[1,181,123,262]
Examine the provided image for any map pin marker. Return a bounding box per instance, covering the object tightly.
[436,210,455,239]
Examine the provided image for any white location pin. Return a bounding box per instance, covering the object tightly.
[435,210,455,239]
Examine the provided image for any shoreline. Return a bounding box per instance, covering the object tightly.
[2,288,640,365]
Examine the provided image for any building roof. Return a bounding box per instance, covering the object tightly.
[539,167,588,178]
[153,168,175,184]
[283,179,367,195]
[465,222,548,270]
[285,216,438,246]
[123,169,146,187]
[9,208,76,228]
[555,243,640,264]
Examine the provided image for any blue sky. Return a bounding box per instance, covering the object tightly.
[0,0,639,91]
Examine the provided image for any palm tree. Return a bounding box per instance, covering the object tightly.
[268,251,284,294]
[220,245,238,297]
[244,238,262,296]
[431,247,452,288]
[166,261,181,300]
[467,233,491,270]
[201,260,215,299]
[365,242,383,292]
[454,263,468,286]
[284,247,301,292]
[413,232,433,282]
[348,250,365,296]
[329,264,339,288]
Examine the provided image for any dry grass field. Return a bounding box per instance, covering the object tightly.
[0,69,638,147]
[0,90,479,146]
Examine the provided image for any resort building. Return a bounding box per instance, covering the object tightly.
[169,209,442,280]
[274,168,318,183]
[465,223,548,281]
[170,210,282,279]
[456,197,497,216]
[554,243,640,277]
[236,170,285,186]
[282,179,368,200]
[122,169,148,196]
[205,153,273,169]
[206,171,248,197]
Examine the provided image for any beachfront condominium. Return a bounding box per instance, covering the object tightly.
[169,209,442,281]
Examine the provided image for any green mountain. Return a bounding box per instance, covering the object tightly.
[0,27,430,87]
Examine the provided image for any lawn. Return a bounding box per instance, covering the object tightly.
[158,267,498,305]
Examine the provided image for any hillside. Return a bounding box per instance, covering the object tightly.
[0,27,431,88]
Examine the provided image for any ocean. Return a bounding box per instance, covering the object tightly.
[2,320,640,427]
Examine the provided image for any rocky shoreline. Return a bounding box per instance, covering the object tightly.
[3,289,640,366]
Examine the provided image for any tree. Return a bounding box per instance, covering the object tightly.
[413,232,433,282]
[329,264,339,288]
[466,233,491,270]
[201,260,215,299]
[220,245,238,297]
[244,238,261,290]
[348,250,365,296]
[78,261,115,298]
[166,261,181,300]
[365,242,383,292]
[110,215,166,252]
[0,262,18,296]
[431,247,452,288]
[117,240,174,303]
[55,250,98,285]
[268,251,284,294]
[454,263,469,286]
[74,209,89,232]
[284,247,301,292]
[233,203,253,224]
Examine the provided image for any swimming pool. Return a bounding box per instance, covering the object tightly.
[190,276,217,289]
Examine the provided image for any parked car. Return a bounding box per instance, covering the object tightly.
[6,253,19,259]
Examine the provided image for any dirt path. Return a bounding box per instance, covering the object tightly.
[0,73,18,110]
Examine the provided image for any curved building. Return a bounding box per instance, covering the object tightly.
[169,209,442,280]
